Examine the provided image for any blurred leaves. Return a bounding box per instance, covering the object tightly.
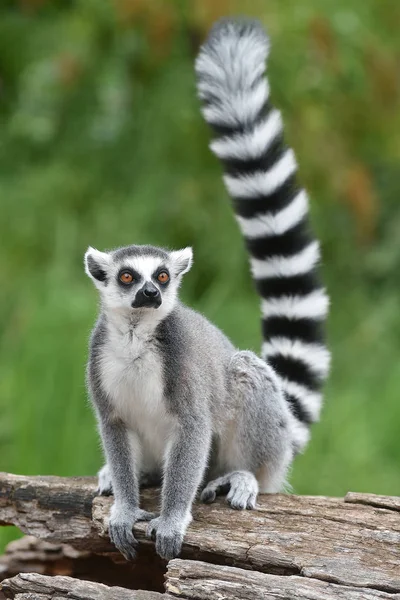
[114,0,177,62]
[309,15,337,66]
[343,164,377,244]
[368,49,399,109]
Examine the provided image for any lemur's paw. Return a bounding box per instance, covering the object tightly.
[200,478,230,504]
[227,476,257,510]
[201,471,258,510]
[109,518,138,560]
[97,464,113,496]
[146,517,184,561]
[108,505,157,561]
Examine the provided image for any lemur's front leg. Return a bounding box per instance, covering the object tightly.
[99,416,156,560]
[147,409,212,560]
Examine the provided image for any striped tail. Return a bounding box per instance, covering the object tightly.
[195,18,330,451]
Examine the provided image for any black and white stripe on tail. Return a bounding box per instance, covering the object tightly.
[195,18,330,451]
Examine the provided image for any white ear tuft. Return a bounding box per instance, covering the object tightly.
[84,247,110,284]
[170,247,193,276]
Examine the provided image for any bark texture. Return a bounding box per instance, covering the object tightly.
[166,559,400,600]
[0,536,164,592]
[1,572,165,600]
[1,472,399,598]
[2,560,400,600]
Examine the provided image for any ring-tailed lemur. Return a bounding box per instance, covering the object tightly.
[85,18,330,562]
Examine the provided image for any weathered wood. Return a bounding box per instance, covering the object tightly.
[0,572,165,600]
[345,491,400,512]
[2,561,399,600]
[0,536,88,579]
[1,473,399,594]
[0,474,105,552]
[166,559,400,600]
[0,536,165,593]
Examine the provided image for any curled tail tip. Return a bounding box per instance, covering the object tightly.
[199,17,269,48]
[195,18,271,129]
[195,17,270,81]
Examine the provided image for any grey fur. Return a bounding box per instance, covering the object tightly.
[85,243,293,560]
[97,463,113,495]
[97,463,161,496]
[113,245,169,262]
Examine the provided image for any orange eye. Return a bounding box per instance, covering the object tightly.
[157,271,169,284]
[119,272,133,284]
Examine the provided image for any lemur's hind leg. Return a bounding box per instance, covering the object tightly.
[98,463,162,495]
[97,463,113,496]
[201,470,259,509]
[201,351,293,509]
[97,463,162,495]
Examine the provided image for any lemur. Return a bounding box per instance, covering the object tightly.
[85,19,330,562]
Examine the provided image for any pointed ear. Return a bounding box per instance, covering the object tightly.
[84,247,111,285]
[170,247,193,276]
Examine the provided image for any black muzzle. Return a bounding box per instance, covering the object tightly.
[131,282,161,309]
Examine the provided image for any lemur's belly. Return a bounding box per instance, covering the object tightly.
[99,343,176,466]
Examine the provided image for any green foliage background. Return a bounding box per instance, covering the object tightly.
[1,0,399,548]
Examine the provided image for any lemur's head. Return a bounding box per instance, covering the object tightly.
[84,244,192,318]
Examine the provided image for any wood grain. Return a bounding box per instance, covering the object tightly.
[167,559,400,600]
[1,572,165,600]
[0,536,165,593]
[1,472,399,594]
[345,491,400,512]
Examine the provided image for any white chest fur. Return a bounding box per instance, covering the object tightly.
[99,322,176,466]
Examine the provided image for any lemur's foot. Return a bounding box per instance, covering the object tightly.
[146,513,191,560]
[201,470,258,510]
[109,504,157,561]
[97,464,113,496]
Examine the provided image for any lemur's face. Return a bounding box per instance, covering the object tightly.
[84,244,192,317]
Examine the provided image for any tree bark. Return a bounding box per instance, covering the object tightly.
[0,536,164,593]
[1,472,399,597]
[166,559,400,600]
[1,572,165,600]
[2,559,400,600]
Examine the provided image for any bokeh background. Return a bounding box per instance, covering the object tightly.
[1,0,399,549]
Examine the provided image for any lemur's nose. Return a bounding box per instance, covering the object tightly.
[143,282,159,298]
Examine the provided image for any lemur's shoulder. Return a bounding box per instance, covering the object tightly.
[160,303,234,350]
[154,303,234,389]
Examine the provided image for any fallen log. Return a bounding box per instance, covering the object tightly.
[0,536,163,592]
[0,472,399,597]
[2,559,400,600]
[166,559,400,600]
[1,571,164,600]
[0,536,89,580]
